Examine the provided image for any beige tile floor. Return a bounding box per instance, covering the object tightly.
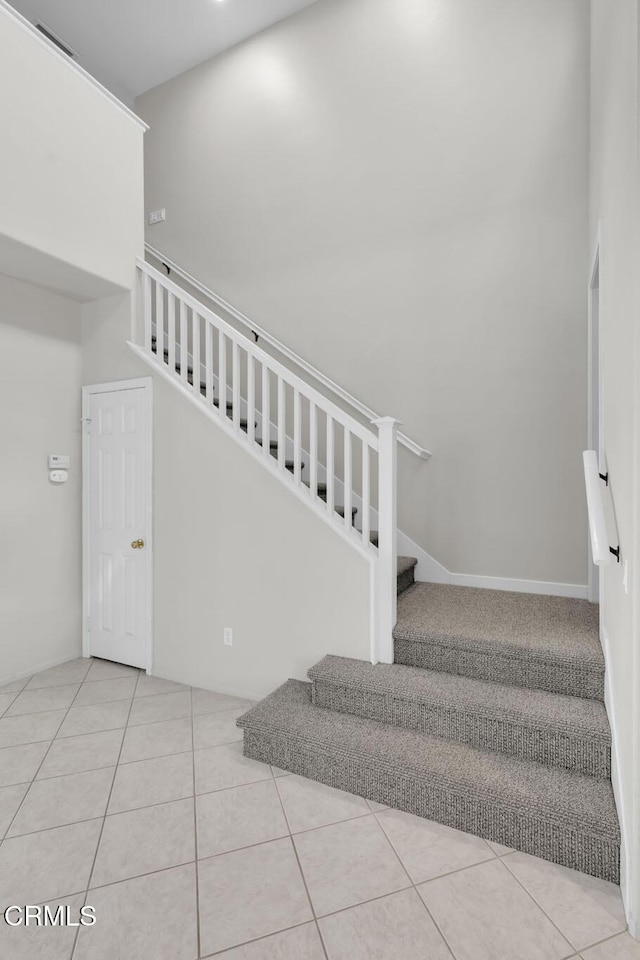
[0,656,636,960]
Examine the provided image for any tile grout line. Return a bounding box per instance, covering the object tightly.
[190,684,202,960]
[0,676,32,701]
[370,809,470,960]
[70,666,142,959]
[271,773,330,960]
[5,792,197,842]
[0,688,23,718]
[576,929,633,954]
[500,854,603,954]
[2,684,241,727]
[0,662,95,842]
[202,919,322,958]
[4,744,265,841]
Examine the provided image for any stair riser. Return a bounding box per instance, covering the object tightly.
[311,681,610,779]
[242,728,619,883]
[393,637,605,701]
[396,568,415,596]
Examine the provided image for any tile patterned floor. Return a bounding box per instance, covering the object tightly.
[0,657,636,959]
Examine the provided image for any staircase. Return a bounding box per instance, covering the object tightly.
[238,565,620,884]
[133,254,619,885]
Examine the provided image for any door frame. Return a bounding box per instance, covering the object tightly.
[588,224,604,605]
[82,377,154,672]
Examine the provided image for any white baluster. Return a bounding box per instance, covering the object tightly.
[143,272,152,352]
[277,377,286,470]
[362,443,371,546]
[372,417,399,664]
[167,293,176,373]
[155,281,164,361]
[343,428,352,530]
[293,389,301,484]
[326,417,335,513]
[262,364,270,458]
[205,322,214,403]
[309,401,317,498]
[179,301,188,385]
[232,341,240,430]
[192,311,200,396]
[219,333,227,417]
[247,353,255,444]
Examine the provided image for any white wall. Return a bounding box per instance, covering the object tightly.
[82,301,372,699]
[137,0,590,587]
[0,2,145,297]
[0,275,83,683]
[590,0,640,935]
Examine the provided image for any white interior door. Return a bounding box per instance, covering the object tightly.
[83,379,152,669]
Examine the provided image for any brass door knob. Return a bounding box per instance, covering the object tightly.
[131,539,145,549]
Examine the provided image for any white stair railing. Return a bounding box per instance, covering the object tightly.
[145,243,430,461]
[132,258,398,663]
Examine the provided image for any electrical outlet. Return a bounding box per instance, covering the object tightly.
[223,627,233,646]
[148,208,166,225]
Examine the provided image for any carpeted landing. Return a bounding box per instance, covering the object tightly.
[238,563,619,883]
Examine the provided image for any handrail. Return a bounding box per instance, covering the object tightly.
[583,450,618,566]
[145,243,431,460]
[137,259,378,448]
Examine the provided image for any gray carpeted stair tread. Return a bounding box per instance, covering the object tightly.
[303,481,328,496]
[335,506,358,520]
[394,583,604,699]
[397,556,418,578]
[308,655,611,778]
[237,679,619,881]
[256,439,280,452]
[212,398,234,413]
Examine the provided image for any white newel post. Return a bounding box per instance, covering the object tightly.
[373,417,399,664]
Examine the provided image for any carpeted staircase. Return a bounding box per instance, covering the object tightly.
[237,563,620,883]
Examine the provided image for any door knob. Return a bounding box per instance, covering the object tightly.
[131,539,145,549]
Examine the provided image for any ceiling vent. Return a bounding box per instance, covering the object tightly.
[35,22,77,59]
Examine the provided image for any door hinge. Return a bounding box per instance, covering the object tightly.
[86,617,91,633]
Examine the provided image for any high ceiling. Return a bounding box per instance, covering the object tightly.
[7,0,318,106]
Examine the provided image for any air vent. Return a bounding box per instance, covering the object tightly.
[35,22,77,59]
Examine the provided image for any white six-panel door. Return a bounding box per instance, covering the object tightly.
[83,379,152,669]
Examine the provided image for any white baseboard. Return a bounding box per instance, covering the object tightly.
[397,529,589,599]
[0,650,85,689]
